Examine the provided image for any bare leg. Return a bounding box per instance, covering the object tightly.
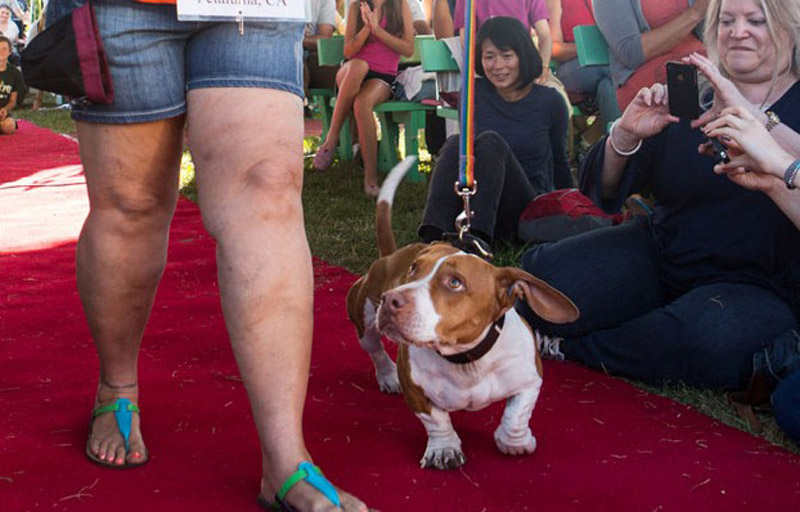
[187,88,366,512]
[352,79,391,196]
[77,117,185,466]
[318,59,368,154]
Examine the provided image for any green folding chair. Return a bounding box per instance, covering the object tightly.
[573,25,610,67]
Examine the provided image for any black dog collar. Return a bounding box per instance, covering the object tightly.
[440,315,506,364]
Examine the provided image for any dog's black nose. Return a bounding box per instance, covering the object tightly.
[381,290,407,312]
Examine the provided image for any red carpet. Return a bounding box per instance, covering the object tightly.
[2,121,800,511]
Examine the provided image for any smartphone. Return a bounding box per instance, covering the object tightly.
[706,137,730,164]
[666,61,700,120]
[362,0,374,8]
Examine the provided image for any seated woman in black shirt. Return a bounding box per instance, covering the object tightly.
[518,0,800,395]
[419,16,570,244]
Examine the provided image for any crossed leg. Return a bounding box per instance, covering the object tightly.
[352,79,392,197]
[187,87,367,511]
[317,59,368,158]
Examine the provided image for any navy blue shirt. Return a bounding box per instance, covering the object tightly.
[474,78,571,191]
[581,81,800,314]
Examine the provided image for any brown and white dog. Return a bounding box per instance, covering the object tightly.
[346,158,579,469]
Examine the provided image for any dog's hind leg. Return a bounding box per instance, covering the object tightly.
[360,302,401,393]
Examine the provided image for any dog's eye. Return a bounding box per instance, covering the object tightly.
[447,276,464,290]
[408,262,417,276]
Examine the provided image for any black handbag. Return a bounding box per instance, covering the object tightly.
[20,1,113,104]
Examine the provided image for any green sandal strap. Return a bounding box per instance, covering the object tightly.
[91,398,139,452]
[276,461,340,508]
[92,400,140,417]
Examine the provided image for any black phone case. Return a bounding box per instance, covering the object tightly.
[667,62,700,120]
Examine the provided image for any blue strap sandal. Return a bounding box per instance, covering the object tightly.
[85,398,147,469]
[257,461,341,511]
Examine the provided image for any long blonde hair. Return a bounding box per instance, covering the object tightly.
[703,0,800,105]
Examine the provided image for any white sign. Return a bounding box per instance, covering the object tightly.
[177,0,308,22]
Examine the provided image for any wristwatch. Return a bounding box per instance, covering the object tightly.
[765,110,781,132]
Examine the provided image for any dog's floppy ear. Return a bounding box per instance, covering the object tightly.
[496,267,579,324]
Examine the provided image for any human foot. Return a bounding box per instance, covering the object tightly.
[259,461,369,512]
[85,382,148,468]
[364,183,380,199]
[313,146,335,171]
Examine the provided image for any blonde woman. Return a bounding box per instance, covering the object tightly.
[520,0,800,397]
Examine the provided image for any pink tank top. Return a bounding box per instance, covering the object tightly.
[617,0,705,109]
[354,17,402,77]
[560,0,596,43]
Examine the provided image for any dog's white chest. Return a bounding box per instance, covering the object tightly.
[408,311,540,411]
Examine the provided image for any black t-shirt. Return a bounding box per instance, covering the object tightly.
[581,80,800,314]
[0,64,24,109]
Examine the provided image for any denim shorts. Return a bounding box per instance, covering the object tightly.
[71,0,304,124]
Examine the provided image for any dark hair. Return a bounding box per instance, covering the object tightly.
[474,17,542,89]
[0,35,10,52]
[355,0,405,36]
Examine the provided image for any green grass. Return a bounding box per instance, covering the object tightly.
[19,108,799,455]
[16,107,76,136]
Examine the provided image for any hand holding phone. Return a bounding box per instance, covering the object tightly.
[705,137,730,164]
[666,61,700,120]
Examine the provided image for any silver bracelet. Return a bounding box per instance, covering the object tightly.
[784,158,800,190]
[608,119,643,157]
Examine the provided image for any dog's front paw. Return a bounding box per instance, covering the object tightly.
[494,426,537,455]
[376,366,401,394]
[420,446,466,470]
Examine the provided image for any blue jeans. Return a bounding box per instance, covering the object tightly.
[517,220,799,389]
[556,58,621,125]
[71,0,303,124]
[773,371,800,444]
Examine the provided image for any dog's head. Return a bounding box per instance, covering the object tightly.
[376,243,579,351]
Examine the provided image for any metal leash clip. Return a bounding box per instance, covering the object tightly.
[451,180,493,260]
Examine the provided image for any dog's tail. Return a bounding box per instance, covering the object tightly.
[376,156,417,258]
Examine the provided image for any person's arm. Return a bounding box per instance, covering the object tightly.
[413,19,432,35]
[0,91,17,120]
[533,19,552,81]
[549,88,573,188]
[343,1,372,59]
[304,0,337,49]
[595,0,705,71]
[8,0,29,24]
[407,0,432,34]
[688,52,800,159]
[546,0,576,62]
[304,24,335,50]
[639,0,707,60]
[701,105,800,228]
[370,0,415,57]
[600,82,678,198]
[432,0,454,38]
[764,181,800,230]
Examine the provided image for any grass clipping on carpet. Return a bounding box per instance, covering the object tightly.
[18,109,799,454]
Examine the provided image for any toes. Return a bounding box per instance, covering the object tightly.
[112,444,127,466]
[338,491,369,512]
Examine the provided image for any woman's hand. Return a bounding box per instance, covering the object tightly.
[701,106,795,191]
[360,1,379,32]
[689,0,711,23]
[614,83,679,148]
[685,52,757,129]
